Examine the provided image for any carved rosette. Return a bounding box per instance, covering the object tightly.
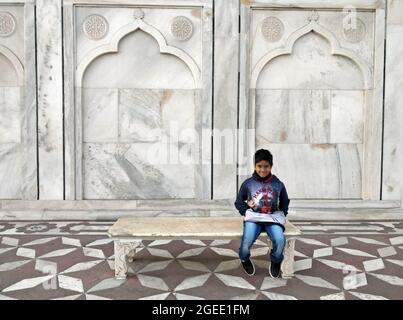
[0,12,16,37]
[261,17,284,42]
[171,16,193,41]
[83,14,108,40]
[342,18,366,43]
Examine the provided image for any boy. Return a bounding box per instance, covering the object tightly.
[234,149,290,278]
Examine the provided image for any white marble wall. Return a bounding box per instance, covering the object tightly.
[0,87,22,199]
[240,2,383,200]
[64,2,212,200]
[1,0,403,206]
[0,1,37,200]
[256,89,364,144]
[261,143,363,199]
[0,5,23,199]
[36,0,64,199]
[383,0,403,201]
[213,0,238,199]
[81,87,197,199]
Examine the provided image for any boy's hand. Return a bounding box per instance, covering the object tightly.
[247,199,257,208]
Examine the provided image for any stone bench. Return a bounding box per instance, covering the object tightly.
[108,216,301,279]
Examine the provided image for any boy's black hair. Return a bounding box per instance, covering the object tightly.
[254,149,273,166]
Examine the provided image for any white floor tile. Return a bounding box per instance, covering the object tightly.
[58,275,84,293]
[137,274,169,291]
[215,273,255,290]
[377,246,397,258]
[363,258,385,272]
[174,274,211,291]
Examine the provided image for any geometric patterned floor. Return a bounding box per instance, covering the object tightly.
[1,220,403,300]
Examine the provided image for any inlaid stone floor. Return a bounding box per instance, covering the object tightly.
[0,220,403,300]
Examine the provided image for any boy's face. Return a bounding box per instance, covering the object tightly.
[255,160,272,177]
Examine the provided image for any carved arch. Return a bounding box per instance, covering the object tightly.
[0,45,24,86]
[250,20,372,89]
[76,19,201,87]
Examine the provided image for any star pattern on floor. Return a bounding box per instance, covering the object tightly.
[0,221,403,300]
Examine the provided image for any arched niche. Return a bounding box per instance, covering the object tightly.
[0,47,24,86]
[256,31,365,90]
[0,48,24,199]
[251,21,371,89]
[251,26,368,199]
[77,19,200,88]
[82,29,195,89]
[78,28,198,200]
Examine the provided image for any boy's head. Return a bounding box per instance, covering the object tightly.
[254,149,273,177]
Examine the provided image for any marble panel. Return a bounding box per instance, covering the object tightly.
[105,88,197,143]
[82,88,118,142]
[36,0,64,199]
[255,143,362,199]
[387,0,403,24]
[213,34,238,199]
[119,89,162,142]
[0,143,21,199]
[21,1,38,199]
[256,89,331,143]
[160,89,196,143]
[330,90,364,143]
[0,87,21,143]
[383,24,403,200]
[83,142,195,199]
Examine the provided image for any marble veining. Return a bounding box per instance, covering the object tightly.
[83,143,196,199]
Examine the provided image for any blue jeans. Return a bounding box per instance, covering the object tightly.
[239,221,286,264]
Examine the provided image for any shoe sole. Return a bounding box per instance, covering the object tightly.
[241,261,255,276]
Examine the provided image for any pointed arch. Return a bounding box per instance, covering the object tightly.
[0,45,24,86]
[76,19,201,87]
[250,20,372,89]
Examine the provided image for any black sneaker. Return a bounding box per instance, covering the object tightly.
[269,261,281,278]
[241,259,255,276]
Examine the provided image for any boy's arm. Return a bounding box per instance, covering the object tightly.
[279,184,290,216]
[234,181,249,216]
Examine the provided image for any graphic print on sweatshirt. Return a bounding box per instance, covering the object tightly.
[250,185,278,213]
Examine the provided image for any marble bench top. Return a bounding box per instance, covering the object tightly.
[108,217,302,239]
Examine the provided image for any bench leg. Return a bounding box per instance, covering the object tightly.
[281,237,296,279]
[114,240,141,279]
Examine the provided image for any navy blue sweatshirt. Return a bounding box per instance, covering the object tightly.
[234,171,290,216]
